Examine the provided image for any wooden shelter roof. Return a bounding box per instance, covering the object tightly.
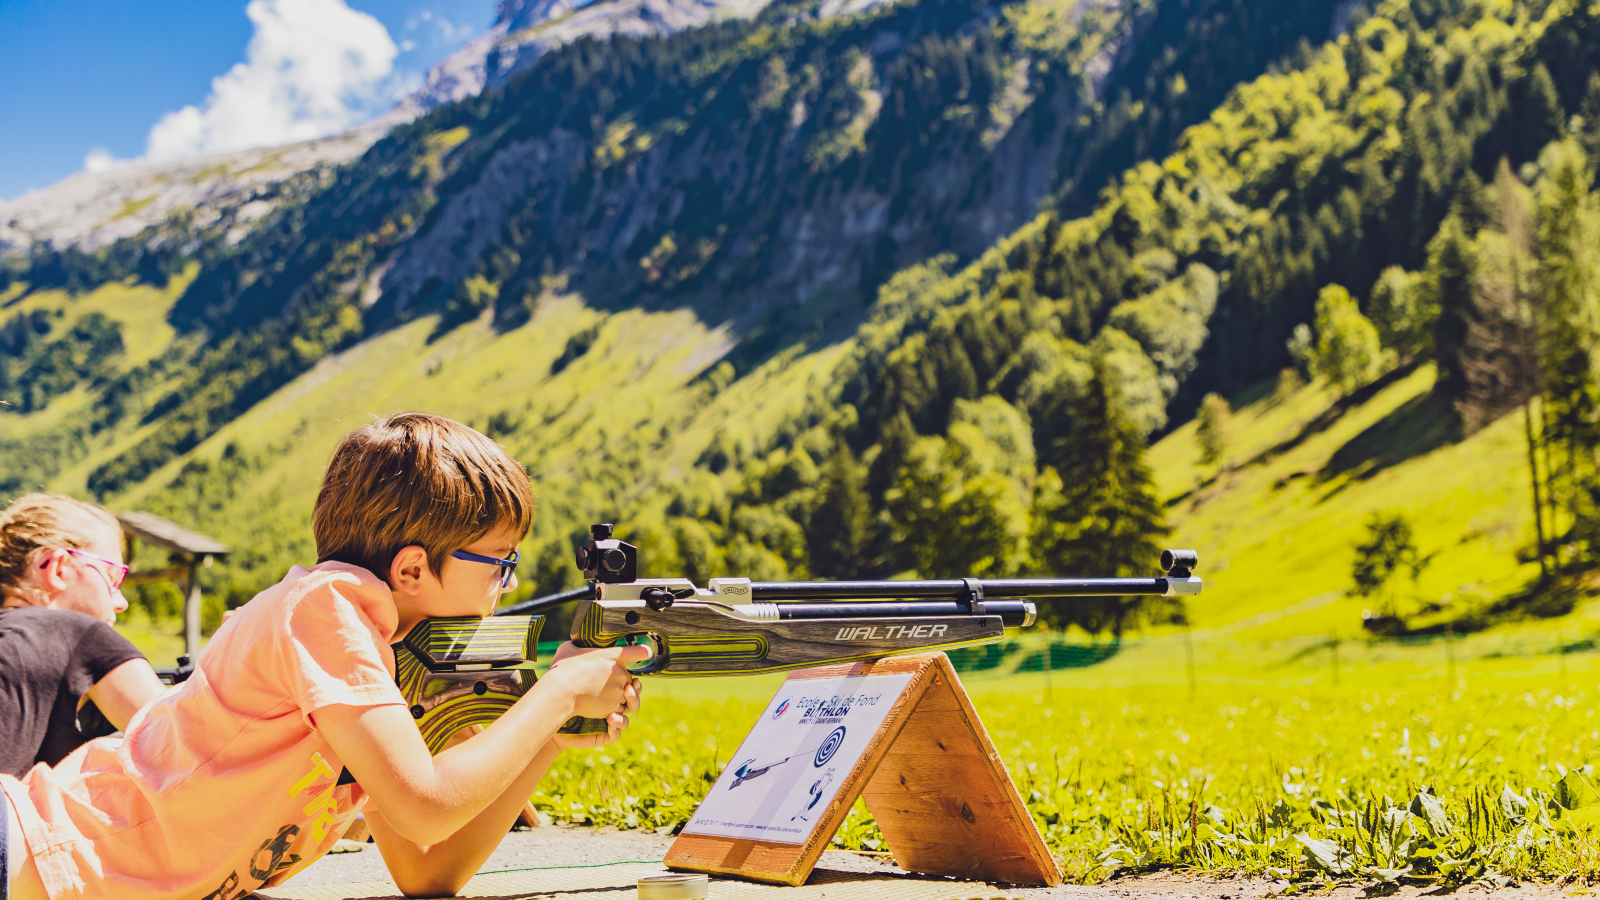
[115,511,231,559]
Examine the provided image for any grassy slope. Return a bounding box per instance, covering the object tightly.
[88,291,849,667]
[1148,364,1563,641]
[116,294,851,521]
[3,280,851,661]
[3,269,204,511]
[3,268,194,442]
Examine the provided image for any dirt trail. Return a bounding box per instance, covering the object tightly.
[280,826,1578,899]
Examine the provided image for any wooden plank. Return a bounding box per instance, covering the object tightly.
[665,654,941,885]
[115,510,231,558]
[861,655,1062,886]
[667,653,1060,887]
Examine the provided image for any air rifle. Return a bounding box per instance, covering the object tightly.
[396,522,1202,742]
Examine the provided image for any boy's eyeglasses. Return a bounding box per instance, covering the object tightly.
[450,549,520,589]
[66,549,129,591]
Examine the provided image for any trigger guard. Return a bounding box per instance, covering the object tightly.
[627,633,670,675]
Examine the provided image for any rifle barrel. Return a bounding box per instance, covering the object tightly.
[495,584,594,616]
[750,577,1172,601]
[497,577,1174,618]
[773,599,1035,627]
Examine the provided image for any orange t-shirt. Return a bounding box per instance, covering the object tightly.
[0,562,408,900]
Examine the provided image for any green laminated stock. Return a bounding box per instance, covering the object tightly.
[392,615,608,752]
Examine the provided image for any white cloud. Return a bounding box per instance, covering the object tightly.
[141,0,403,165]
[411,9,462,41]
[83,148,130,174]
[433,17,462,41]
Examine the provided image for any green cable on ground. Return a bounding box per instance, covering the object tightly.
[485,859,666,874]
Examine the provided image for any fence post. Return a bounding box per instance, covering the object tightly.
[1445,623,1456,692]
[184,559,202,659]
[1184,625,1197,700]
[1042,631,1053,704]
[1329,631,1340,688]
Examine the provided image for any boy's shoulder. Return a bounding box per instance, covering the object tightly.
[283,561,388,596]
[244,562,398,640]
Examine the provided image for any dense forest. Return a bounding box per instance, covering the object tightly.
[8,0,1600,634]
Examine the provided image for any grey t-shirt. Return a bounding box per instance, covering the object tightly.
[0,606,144,777]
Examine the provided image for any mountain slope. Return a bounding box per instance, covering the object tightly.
[10,0,1592,641]
[12,0,1347,501]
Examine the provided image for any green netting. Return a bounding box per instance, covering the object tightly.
[1011,640,1122,672]
[946,636,1123,673]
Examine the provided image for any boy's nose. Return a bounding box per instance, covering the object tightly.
[112,590,129,615]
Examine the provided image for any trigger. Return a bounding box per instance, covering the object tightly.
[624,635,639,646]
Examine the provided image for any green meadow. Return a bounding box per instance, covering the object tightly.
[521,342,1600,887]
[544,628,1600,885]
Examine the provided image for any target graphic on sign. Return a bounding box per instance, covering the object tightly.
[683,672,915,846]
[813,726,846,767]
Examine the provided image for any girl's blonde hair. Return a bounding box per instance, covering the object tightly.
[0,493,122,601]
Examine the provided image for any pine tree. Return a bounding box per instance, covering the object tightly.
[1535,139,1600,566]
[806,442,873,577]
[1030,357,1173,635]
[1429,211,1486,405]
[1196,392,1230,470]
[1457,161,1540,434]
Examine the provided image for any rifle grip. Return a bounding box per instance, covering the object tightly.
[558,715,612,735]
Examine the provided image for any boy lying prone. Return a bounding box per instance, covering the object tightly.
[1,412,647,900]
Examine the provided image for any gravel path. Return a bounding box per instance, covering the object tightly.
[281,826,1575,898]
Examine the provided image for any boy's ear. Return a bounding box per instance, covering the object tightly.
[389,546,436,594]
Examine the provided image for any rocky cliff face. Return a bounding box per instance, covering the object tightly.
[373,42,1082,326]
[0,126,384,258]
[1,0,784,258]
[364,0,1352,337]
[381,0,779,124]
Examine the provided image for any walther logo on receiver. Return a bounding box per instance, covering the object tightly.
[834,623,949,641]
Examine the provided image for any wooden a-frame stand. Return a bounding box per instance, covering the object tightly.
[665,652,1063,887]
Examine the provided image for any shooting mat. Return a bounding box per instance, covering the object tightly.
[251,861,1021,900]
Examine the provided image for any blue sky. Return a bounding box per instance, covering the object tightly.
[0,0,499,200]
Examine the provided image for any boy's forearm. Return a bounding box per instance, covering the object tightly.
[370,741,563,897]
[437,679,578,773]
[318,683,576,844]
[406,683,577,831]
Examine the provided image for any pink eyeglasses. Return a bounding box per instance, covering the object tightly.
[62,549,130,591]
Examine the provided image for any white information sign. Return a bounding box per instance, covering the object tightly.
[682,672,914,844]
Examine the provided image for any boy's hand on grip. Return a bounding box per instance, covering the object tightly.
[552,710,631,749]
[544,641,649,720]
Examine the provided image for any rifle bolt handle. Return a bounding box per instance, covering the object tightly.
[641,587,676,611]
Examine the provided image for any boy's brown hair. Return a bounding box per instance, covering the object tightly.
[314,412,534,583]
